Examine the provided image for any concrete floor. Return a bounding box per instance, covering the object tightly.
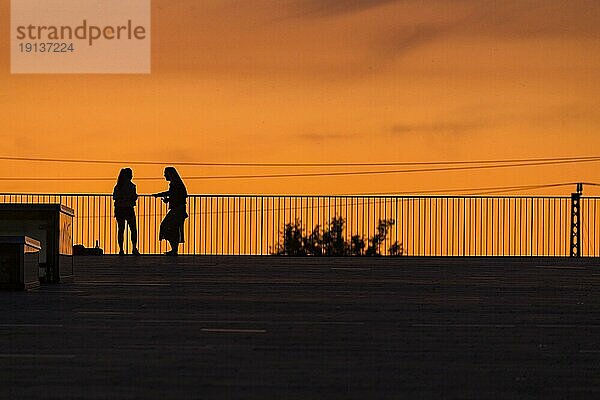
[1,256,600,399]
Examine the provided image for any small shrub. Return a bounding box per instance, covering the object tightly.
[388,241,404,256]
[276,219,305,256]
[323,217,350,256]
[350,235,365,256]
[304,225,323,256]
[276,217,403,257]
[365,219,395,256]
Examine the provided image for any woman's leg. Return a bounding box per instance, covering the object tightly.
[167,239,179,255]
[117,218,125,254]
[160,210,180,255]
[129,217,140,255]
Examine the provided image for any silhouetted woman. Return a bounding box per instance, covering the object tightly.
[153,167,188,255]
[113,168,140,256]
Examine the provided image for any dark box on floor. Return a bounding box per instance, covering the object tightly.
[0,236,41,290]
[0,204,74,283]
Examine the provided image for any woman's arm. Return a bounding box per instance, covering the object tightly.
[152,190,170,198]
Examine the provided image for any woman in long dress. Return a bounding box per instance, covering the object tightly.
[153,167,188,255]
[113,167,140,255]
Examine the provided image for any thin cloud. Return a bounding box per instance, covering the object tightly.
[379,23,457,60]
[373,3,505,61]
[389,102,600,138]
[476,0,600,40]
[298,133,355,142]
[157,0,600,78]
[291,0,402,18]
[285,0,600,68]
[376,1,600,59]
[390,122,484,136]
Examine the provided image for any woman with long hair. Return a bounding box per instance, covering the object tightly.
[113,167,140,255]
[153,166,188,255]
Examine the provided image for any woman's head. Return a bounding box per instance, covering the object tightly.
[117,168,133,185]
[164,166,181,182]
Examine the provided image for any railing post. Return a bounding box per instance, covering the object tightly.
[570,183,583,257]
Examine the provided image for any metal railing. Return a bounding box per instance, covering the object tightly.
[1,193,599,256]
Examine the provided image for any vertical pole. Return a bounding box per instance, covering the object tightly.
[570,183,583,257]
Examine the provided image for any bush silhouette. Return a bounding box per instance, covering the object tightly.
[276,217,404,256]
[365,219,395,256]
[322,217,349,256]
[350,235,365,256]
[388,241,404,256]
[279,219,305,256]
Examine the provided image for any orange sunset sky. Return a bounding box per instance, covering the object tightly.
[0,0,599,195]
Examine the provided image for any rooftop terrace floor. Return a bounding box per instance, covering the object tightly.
[2,256,600,399]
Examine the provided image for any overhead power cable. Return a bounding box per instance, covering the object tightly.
[347,183,578,196]
[3,182,600,197]
[0,154,600,167]
[0,158,599,181]
[471,183,576,195]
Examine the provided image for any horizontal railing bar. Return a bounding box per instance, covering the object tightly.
[0,192,576,200]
